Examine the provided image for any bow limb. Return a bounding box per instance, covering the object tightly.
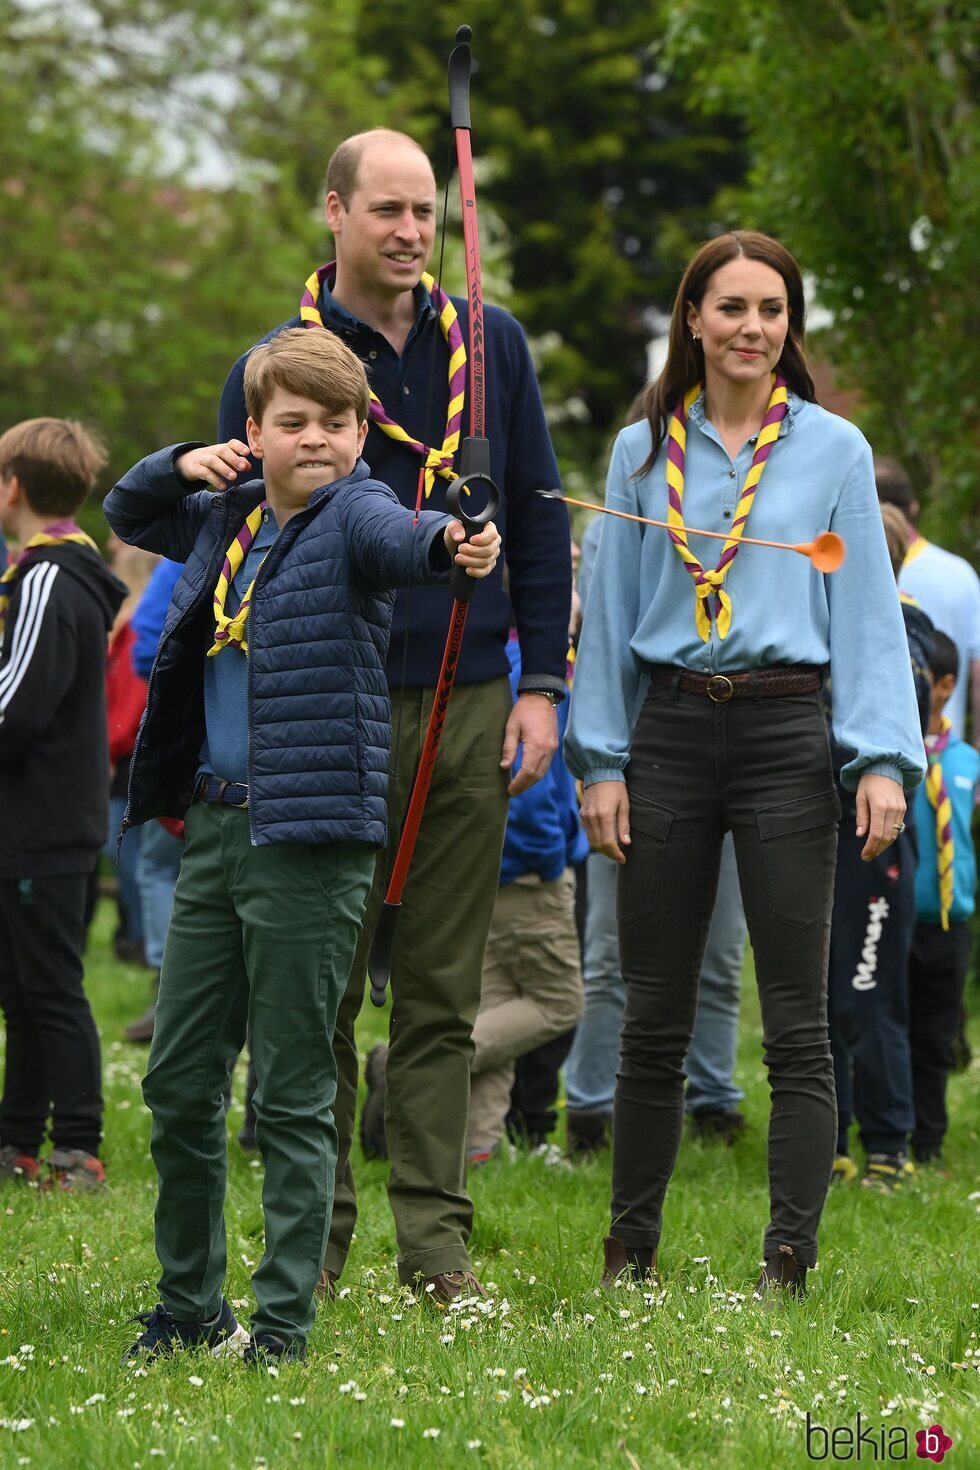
[368,25,500,1003]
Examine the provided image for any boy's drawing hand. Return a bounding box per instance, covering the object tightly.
[175,441,252,490]
[444,520,501,578]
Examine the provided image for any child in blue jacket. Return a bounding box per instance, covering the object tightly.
[909,631,979,1163]
[104,329,499,1364]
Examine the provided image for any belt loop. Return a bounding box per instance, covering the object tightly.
[670,670,681,703]
[750,668,762,705]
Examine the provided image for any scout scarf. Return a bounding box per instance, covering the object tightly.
[208,501,268,657]
[924,715,954,930]
[300,262,465,498]
[0,521,99,644]
[903,533,929,569]
[666,373,789,641]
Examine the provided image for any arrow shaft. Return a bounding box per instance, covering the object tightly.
[557,493,807,556]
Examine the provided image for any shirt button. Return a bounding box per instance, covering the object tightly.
[403,386,410,396]
[368,351,378,360]
[723,509,731,518]
[728,469,736,479]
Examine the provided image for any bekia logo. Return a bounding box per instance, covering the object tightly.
[806,1413,954,1461]
[915,1426,954,1463]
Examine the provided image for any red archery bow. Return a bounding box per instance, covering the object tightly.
[369,25,499,1003]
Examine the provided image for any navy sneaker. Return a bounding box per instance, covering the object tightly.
[123,1297,248,1361]
[244,1331,305,1367]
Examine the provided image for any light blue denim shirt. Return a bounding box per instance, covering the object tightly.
[565,393,926,793]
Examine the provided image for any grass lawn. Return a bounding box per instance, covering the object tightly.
[1,904,978,1469]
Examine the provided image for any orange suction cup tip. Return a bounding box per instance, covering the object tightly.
[807,532,846,573]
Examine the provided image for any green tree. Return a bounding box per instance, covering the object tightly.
[663,0,979,551]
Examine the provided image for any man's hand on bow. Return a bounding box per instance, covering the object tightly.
[500,693,559,796]
[444,520,501,578]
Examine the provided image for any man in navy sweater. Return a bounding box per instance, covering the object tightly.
[220,128,571,1302]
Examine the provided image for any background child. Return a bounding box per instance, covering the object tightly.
[909,631,979,1165]
[0,417,125,1191]
[105,329,499,1364]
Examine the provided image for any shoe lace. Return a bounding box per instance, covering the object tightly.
[130,1303,177,1346]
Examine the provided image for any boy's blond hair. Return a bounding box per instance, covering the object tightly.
[244,328,370,425]
[0,417,108,517]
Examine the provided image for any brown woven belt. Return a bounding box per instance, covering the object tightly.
[647,665,822,703]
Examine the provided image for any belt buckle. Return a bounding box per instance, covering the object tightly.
[706,674,734,703]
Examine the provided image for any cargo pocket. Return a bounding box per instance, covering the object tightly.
[757,788,841,929]
[618,796,675,926]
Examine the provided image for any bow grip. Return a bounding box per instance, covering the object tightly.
[445,434,499,603]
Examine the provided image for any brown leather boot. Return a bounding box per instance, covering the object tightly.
[752,1244,807,1303]
[315,1267,338,1301]
[600,1235,657,1289]
[420,1270,487,1306]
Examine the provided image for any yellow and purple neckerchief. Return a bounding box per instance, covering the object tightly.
[0,520,99,644]
[208,501,268,657]
[300,262,466,499]
[903,533,929,569]
[666,373,789,641]
[924,715,954,930]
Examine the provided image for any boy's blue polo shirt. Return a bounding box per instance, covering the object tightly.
[199,507,279,785]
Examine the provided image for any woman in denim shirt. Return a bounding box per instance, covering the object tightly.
[565,231,925,1299]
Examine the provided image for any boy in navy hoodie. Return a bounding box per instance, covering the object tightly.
[104,329,499,1364]
[0,418,125,1192]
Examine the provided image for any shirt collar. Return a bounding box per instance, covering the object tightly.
[689,387,801,442]
[314,261,437,335]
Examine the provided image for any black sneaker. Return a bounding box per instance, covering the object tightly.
[689,1107,747,1144]
[123,1297,248,1361]
[359,1044,388,1161]
[862,1153,914,1193]
[244,1332,305,1367]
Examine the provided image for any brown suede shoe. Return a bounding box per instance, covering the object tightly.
[123,1001,157,1044]
[752,1244,806,1303]
[421,1270,487,1306]
[600,1235,657,1289]
[315,1267,338,1301]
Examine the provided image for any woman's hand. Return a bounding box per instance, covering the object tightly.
[855,772,907,862]
[581,779,631,864]
[175,441,252,490]
[444,520,501,578]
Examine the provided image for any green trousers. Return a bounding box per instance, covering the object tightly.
[324,678,513,1286]
[143,803,374,1347]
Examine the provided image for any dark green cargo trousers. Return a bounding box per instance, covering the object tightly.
[324,678,513,1286]
[142,803,374,1347]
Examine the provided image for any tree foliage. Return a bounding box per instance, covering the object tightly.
[663,0,979,551]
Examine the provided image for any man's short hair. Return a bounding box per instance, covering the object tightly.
[244,328,370,425]
[874,456,916,515]
[0,417,107,518]
[879,502,909,578]
[928,629,959,685]
[325,128,429,206]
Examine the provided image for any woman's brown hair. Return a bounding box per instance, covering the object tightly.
[637,231,817,478]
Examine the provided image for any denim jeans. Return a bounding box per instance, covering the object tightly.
[136,820,184,971]
[564,833,746,1116]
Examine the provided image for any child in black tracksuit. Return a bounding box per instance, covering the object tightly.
[0,418,125,1191]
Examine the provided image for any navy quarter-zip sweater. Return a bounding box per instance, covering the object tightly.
[218,273,571,695]
[103,447,454,848]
